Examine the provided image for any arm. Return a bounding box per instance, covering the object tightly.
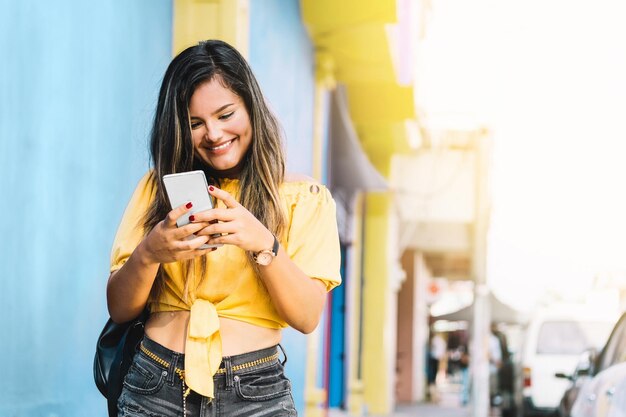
[192,185,332,334]
[106,202,212,323]
[256,234,328,334]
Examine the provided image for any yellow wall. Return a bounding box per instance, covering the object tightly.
[362,192,394,414]
[345,192,365,415]
[173,0,249,57]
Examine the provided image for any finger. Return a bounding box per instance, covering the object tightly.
[174,234,211,251]
[165,201,194,228]
[206,233,242,247]
[208,185,240,209]
[195,221,239,237]
[191,247,218,256]
[188,207,236,223]
[176,221,211,238]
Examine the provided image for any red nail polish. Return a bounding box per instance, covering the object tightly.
[186,202,193,209]
[189,215,195,222]
[209,186,214,192]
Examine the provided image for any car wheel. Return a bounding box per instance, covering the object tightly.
[502,406,516,417]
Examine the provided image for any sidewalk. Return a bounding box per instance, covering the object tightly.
[328,380,471,417]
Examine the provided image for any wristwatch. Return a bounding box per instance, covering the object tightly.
[253,235,279,266]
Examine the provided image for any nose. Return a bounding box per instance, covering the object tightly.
[204,121,223,142]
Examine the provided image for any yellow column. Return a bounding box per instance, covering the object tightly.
[311,51,335,181]
[304,328,325,417]
[173,0,249,57]
[305,51,336,417]
[362,192,393,414]
[346,192,365,416]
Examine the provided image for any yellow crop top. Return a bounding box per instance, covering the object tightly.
[110,172,342,398]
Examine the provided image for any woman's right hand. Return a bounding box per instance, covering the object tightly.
[138,202,213,264]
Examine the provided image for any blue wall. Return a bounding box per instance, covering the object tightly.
[0,1,172,415]
[249,0,317,414]
[0,0,321,414]
[249,0,315,176]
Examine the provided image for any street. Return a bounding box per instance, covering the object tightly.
[329,380,473,417]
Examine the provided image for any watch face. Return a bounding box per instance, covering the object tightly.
[256,251,273,266]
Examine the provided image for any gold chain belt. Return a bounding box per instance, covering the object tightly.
[139,343,280,380]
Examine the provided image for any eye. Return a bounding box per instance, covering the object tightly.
[219,111,234,121]
[190,120,203,129]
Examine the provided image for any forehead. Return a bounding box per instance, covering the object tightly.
[189,78,242,113]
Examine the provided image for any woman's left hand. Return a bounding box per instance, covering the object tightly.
[191,185,274,253]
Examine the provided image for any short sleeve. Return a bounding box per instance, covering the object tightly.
[110,172,156,272]
[285,184,342,291]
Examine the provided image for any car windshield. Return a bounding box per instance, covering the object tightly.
[599,315,626,369]
[536,320,613,355]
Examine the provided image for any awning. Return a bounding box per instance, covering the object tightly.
[433,292,528,324]
[329,86,387,193]
[302,0,417,176]
[329,86,387,243]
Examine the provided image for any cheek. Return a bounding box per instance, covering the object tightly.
[237,121,253,146]
[233,112,252,136]
[242,123,252,140]
[240,125,252,150]
[232,119,248,134]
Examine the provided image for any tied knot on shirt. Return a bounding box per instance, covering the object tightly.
[186,299,222,399]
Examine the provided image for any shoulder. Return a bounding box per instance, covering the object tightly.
[284,172,318,184]
[280,173,334,207]
[136,170,157,193]
[140,170,156,186]
[126,170,157,205]
[282,173,328,196]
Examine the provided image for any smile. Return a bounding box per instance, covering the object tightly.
[208,139,235,151]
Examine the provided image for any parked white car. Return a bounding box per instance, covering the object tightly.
[516,306,615,417]
[571,361,626,417]
[570,312,626,417]
[607,371,626,417]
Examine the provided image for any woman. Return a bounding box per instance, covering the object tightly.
[107,40,341,416]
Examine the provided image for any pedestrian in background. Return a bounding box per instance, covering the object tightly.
[428,331,447,402]
[106,39,342,416]
[489,322,504,406]
[459,343,470,406]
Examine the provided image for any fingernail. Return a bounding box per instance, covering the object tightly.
[211,247,217,251]
[186,202,193,209]
[189,215,195,222]
[209,186,214,192]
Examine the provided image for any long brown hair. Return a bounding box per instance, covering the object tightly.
[144,40,286,299]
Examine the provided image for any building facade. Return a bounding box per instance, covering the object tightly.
[0,1,489,416]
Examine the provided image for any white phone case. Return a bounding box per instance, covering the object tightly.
[163,170,222,249]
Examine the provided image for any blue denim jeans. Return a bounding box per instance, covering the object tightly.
[117,336,297,416]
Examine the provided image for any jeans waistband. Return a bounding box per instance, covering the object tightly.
[140,335,284,376]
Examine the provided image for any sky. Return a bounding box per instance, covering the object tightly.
[417,0,626,311]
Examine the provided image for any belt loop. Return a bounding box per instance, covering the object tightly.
[278,344,288,366]
[223,356,234,389]
[167,353,180,385]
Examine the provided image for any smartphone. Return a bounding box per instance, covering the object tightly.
[163,170,222,249]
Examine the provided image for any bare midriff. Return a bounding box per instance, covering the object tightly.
[144,310,282,356]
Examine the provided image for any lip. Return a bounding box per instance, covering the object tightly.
[206,138,236,154]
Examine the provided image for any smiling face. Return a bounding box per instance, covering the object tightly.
[189,78,252,178]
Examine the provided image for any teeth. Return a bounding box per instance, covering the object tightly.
[210,140,231,151]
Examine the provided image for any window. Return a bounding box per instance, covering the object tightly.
[598,314,626,371]
[536,320,613,355]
